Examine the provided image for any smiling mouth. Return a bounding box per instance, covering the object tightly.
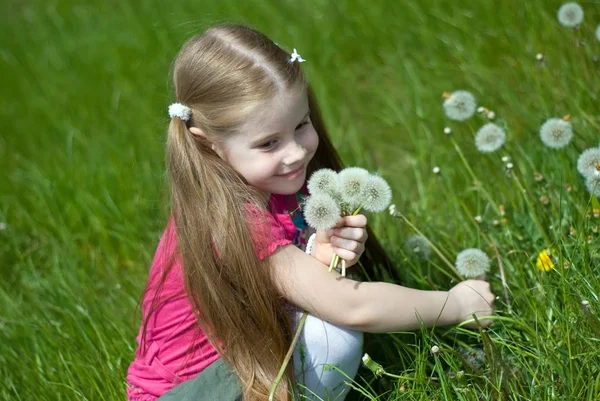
[278,166,304,176]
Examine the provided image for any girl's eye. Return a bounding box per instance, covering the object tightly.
[259,139,278,149]
[296,121,310,130]
[258,121,309,150]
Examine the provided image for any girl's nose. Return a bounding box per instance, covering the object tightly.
[283,141,307,165]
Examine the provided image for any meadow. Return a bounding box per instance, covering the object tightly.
[1,0,600,400]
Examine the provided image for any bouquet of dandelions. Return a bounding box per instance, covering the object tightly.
[269,167,392,401]
[303,167,392,276]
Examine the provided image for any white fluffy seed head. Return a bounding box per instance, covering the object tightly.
[307,168,340,196]
[455,248,491,278]
[361,174,392,212]
[486,111,495,120]
[577,148,600,178]
[444,127,452,135]
[501,156,510,162]
[585,174,600,198]
[477,106,485,113]
[536,53,544,60]
[557,2,584,27]
[303,193,342,231]
[338,167,370,207]
[475,123,506,153]
[540,118,573,149]
[443,90,477,121]
[404,235,431,259]
[506,162,514,169]
[433,166,441,174]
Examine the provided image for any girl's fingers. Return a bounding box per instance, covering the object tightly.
[331,236,361,252]
[331,247,356,264]
[333,227,368,242]
[343,214,367,228]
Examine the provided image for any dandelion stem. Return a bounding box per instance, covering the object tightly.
[490,241,512,312]
[380,372,417,381]
[511,172,551,245]
[269,310,308,401]
[396,213,461,279]
[328,253,337,272]
[451,138,498,210]
[329,253,343,275]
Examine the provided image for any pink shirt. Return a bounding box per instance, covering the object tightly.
[126,182,310,400]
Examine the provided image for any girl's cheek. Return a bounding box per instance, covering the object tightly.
[306,128,319,152]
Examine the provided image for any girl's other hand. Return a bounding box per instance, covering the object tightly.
[449,279,495,329]
[314,214,368,268]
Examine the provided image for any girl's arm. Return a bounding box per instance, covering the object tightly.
[268,244,494,332]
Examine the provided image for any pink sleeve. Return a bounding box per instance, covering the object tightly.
[244,203,293,260]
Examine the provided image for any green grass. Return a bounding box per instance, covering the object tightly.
[1,0,600,400]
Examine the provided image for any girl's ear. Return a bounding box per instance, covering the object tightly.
[189,126,206,138]
[189,126,223,158]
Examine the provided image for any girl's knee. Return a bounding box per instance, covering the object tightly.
[297,313,364,370]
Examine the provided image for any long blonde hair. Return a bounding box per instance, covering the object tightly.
[141,24,400,401]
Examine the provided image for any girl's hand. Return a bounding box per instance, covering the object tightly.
[313,214,368,269]
[449,279,495,329]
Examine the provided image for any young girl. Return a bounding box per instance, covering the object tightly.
[126,24,495,401]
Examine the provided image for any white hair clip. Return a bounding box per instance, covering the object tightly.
[168,103,192,121]
[289,48,306,63]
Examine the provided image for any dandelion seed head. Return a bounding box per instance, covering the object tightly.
[585,173,600,198]
[540,118,573,149]
[459,347,486,371]
[303,193,341,231]
[444,127,452,135]
[486,111,495,120]
[338,167,370,207]
[404,235,431,259]
[477,106,485,113]
[455,248,491,278]
[536,53,544,61]
[443,90,477,121]
[501,156,510,163]
[307,168,339,196]
[430,345,440,355]
[361,174,392,212]
[475,123,506,153]
[577,148,600,178]
[433,166,441,174]
[506,162,513,169]
[557,2,584,28]
[474,215,483,223]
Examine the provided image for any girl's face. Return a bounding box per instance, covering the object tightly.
[213,88,319,197]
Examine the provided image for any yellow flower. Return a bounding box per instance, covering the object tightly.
[536,248,556,272]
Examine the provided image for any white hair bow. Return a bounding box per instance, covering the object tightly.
[289,48,306,63]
